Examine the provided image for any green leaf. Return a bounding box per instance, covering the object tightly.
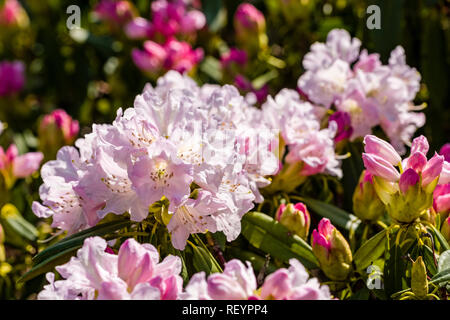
[200,56,223,82]
[19,247,80,283]
[201,0,226,32]
[301,198,362,234]
[241,212,318,269]
[0,204,38,243]
[226,247,278,274]
[430,268,450,287]
[353,229,387,271]
[421,245,438,276]
[32,220,134,265]
[384,242,406,298]
[438,250,450,273]
[191,244,221,275]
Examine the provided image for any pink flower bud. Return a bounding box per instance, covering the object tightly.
[329,111,353,143]
[0,60,25,97]
[364,135,402,166]
[312,218,334,252]
[362,153,400,182]
[406,152,427,172]
[421,153,444,187]
[276,202,310,239]
[410,135,429,156]
[234,3,265,35]
[311,218,352,281]
[399,168,419,194]
[40,109,79,144]
[439,143,450,162]
[433,184,450,214]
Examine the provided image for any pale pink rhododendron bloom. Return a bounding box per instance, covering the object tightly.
[132,39,203,74]
[0,144,43,188]
[298,29,424,153]
[38,237,183,300]
[328,111,353,143]
[33,71,278,250]
[262,89,342,179]
[0,60,25,97]
[180,259,332,300]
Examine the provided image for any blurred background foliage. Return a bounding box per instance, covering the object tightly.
[0,0,448,299]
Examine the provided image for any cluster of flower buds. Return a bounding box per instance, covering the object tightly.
[276,202,310,240]
[352,170,385,221]
[0,144,43,189]
[311,218,353,281]
[38,109,80,160]
[363,135,450,223]
[0,60,25,97]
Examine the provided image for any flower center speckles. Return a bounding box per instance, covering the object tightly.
[102,175,132,194]
[150,160,173,185]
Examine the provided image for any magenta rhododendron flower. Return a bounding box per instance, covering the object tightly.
[38,237,183,300]
[181,259,332,300]
[329,111,353,143]
[0,60,25,97]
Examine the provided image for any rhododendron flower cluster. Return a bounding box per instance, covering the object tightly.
[298,29,425,153]
[32,71,278,250]
[262,88,342,183]
[38,237,183,300]
[181,258,332,300]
